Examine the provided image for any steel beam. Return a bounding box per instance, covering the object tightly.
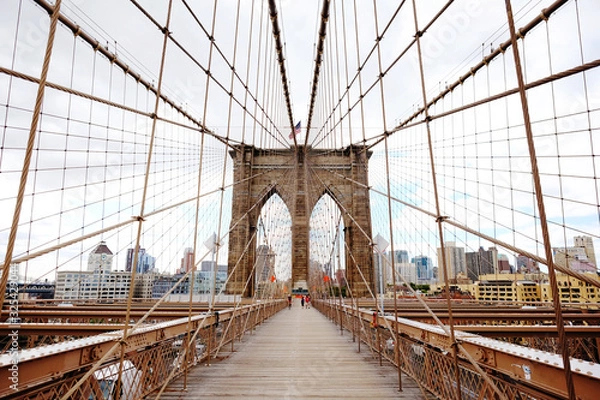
[339,302,600,400]
[0,301,284,398]
[455,325,600,337]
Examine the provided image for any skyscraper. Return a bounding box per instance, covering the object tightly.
[465,247,498,280]
[392,250,409,264]
[553,235,597,269]
[437,242,466,282]
[412,255,433,282]
[498,254,512,273]
[126,247,156,273]
[180,247,194,273]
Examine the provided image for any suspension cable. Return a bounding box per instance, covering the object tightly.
[370,0,403,390]
[503,0,575,397]
[267,0,295,143]
[304,0,330,147]
[0,0,63,307]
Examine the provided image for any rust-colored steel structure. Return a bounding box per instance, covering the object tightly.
[1,0,599,399]
[315,300,600,400]
[0,301,285,399]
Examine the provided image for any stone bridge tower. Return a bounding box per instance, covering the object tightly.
[227,145,374,298]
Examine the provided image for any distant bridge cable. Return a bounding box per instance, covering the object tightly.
[371,0,404,391]
[504,0,575,397]
[304,0,331,147]
[267,0,296,145]
[310,0,413,149]
[365,0,572,152]
[131,0,289,146]
[61,168,296,398]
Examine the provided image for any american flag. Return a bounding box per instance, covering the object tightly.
[289,121,301,139]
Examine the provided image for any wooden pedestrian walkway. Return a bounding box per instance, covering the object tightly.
[161,300,427,399]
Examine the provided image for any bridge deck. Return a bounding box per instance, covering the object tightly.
[162,302,426,399]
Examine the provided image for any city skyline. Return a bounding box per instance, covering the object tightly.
[1,0,599,294]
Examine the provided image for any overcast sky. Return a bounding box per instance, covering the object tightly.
[1,0,599,283]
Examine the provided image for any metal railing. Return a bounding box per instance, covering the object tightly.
[0,300,286,399]
[314,299,600,400]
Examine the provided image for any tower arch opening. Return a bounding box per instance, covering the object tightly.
[255,193,292,297]
[309,194,345,296]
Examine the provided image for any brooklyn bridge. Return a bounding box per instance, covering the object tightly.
[1,0,600,398]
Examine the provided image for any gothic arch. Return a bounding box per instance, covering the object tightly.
[228,145,374,297]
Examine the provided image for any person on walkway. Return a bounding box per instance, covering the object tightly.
[301,295,305,308]
[306,295,311,309]
[288,295,292,309]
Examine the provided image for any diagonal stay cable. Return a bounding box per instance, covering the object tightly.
[58,169,292,399]
[308,158,507,399]
[364,0,571,152]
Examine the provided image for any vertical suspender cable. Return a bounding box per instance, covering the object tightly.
[370,0,403,391]
[240,0,256,145]
[409,0,508,398]
[201,3,219,370]
[267,0,295,143]
[59,0,175,398]
[408,1,463,397]
[182,0,217,382]
[304,0,330,147]
[331,1,343,150]
[0,0,62,307]
[503,1,575,398]
[352,0,367,146]
[214,0,242,307]
[116,1,175,398]
[340,1,354,147]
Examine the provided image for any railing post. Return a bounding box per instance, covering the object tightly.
[351,298,356,343]
[377,327,382,366]
[206,325,212,366]
[357,305,361,353]
[338,294,343,335]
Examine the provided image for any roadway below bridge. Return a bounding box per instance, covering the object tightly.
[161,298,428,399]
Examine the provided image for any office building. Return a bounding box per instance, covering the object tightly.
[465,247,498,280]
[412,255,433,283]
[437,242,466,282]
[87,241,113,272]
[126,247,156,274]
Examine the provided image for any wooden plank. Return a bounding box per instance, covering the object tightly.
[162,302,427,398]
